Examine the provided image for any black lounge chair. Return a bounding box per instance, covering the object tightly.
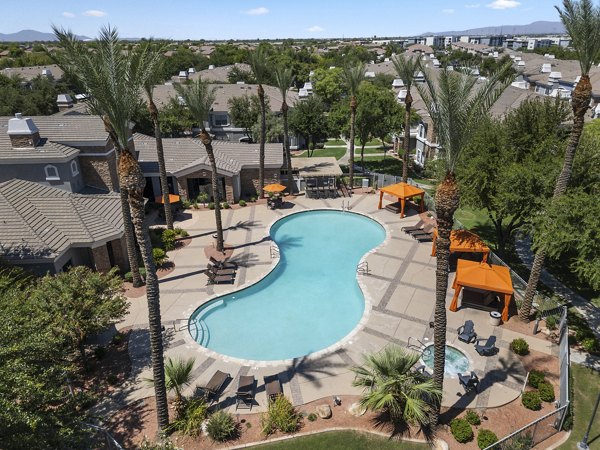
[209,256,237,269]
[413,233,433,243]
[475,335,498,356]
[207,263,236,276]
[457,320,477,344]
[201,370,231,403]
[206,270,235,285]
[459,371,479,393]
[264,374,283,402]
[402,222,424,233]
[236,375,256,410]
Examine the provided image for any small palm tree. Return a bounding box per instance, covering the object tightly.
[342,62,365,192]
[174,79,225,252]
[392,55,421,182]
[417,65,513,423]
[249,48,270,197]
[274,65,295,192]
[352,346,441,428]
[166,357,195,415]
[519,0,600,320]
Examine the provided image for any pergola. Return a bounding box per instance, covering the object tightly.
[377,182,425,218]
[431,229,490,262]
[450,259,514,321]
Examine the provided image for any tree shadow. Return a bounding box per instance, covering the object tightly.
[274,234,303,252]
[104,398,152,449]
[370,410,437,444]
[231,235,271,250]
[288,354,347,389]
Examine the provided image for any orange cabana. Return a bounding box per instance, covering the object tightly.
[450,259,514,322]
[155,194,180,204]
[431,229,490,262]
[263,183,287,193]
[377,182,425,218]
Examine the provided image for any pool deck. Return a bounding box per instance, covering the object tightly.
[103,194,559,417]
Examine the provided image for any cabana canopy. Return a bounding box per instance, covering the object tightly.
[377,182,425,218]
[431,229,490,262]
[450,259,514,321]
[155,194,180,204]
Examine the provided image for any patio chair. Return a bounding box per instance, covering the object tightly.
[236,375,256,410]
[413,364,432,379]
[264,374,283,402]
[459,371,479,393]
[206,270,235,285]
[475,335,498,356]
[457,320,477,344]
[200,370,231,403]
[209,256,237,269]
[413,233,433,243]
[207,263,236,276]
[409,224,434,236]
[401,221,424,233]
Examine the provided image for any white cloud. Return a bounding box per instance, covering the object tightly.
[442,8,455,14]
[83,10,108,17]
[465,3,481,8]
[62,11,75,18]
[244,7,269,16]
[487,0,520,9]
[307,25,324,33]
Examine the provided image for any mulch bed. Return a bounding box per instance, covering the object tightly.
[123,263,176,298]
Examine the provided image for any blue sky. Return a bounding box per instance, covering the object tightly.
[1,1,561,40]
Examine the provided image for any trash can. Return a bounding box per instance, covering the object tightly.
[489,311,502,326]
[362,178,369,189]
[212,233,218,249]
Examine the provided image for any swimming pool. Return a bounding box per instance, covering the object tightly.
[189,210,386,361]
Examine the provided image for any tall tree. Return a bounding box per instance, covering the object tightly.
[392,55,421,182]
[175,79,225,252]
[249,48,270,198]
[417,65,512,423]
[228,94,261,140]
[289,95,328,155]
[274,65,295,192]
[52,26,170,430]
[342,62,365,192]
[519,0,600,320]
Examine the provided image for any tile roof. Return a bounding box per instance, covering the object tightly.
[175,63,252,83]
[0,179,122,261]
[0,64,64,82]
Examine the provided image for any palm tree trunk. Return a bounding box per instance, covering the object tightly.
[282,102,294,192]
[518,75,591,321]
[148,96,174,230]
[199,130,225,252]
[402,92,413,183]
[361,143,365,169]
[349,97,357,193]
[258,84,266,198]
[118,147,169,430]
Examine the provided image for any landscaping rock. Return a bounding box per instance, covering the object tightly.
[348,402,366,417]
[316,404,332,419]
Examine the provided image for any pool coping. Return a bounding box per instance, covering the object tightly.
[179,207,392,368]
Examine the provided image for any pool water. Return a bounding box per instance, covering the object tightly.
[189,210,386,361]
[421,345,470,377]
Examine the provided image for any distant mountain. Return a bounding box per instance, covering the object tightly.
[423,21,565,37]
[0,29,90,42]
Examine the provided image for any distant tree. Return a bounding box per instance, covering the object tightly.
[251,111,283,143]
[369,73,395,90]
[289,95,328,155]
[341,62,365,190]
[159,98,195,137]
[228,94,261,140]
[274,65,295,191]
[327,99,350,139]
[227,66,255,84]
[311,67,347,107]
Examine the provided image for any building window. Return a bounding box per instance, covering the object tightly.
[44,165,60,181]
[212,113,229,127]
[70,160,79,176]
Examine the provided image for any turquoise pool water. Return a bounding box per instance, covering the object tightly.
[189,210,386,361]
[421,345,470,377]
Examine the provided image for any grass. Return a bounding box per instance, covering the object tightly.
[354,147,389,155]
[251,430,429,450]
[559,364,600,450]
[354,138,383,146]
[325,138,346,146]
[293,147,347,160]
[454,206,497,248]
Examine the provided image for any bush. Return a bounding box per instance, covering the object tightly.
[510,338,530,355]
[582,337,600,353]
[538,382,555,402]
[208,202,215,210]
[250,196,256,202]
[238,199,247,207]
[152,248,169,267]
[192,201,199,209]
[260,396,301,436]
[124,267,147,283]
[575,327,594,342]
[197,192,209,205]
[112,332,124,345]
[307,413,317,422]
[545,315,558,331]
[465,410,481,426]
[174,228,189,238]
[528,370,546,388]
[206,410,237,442]
[94,346,107,359]
[139,439,182,450]
[162,229,177,251]
[450,418,474,443]
[522,391,542,410]
[181,199,192,210]
[221,202,230,209]
[107,373,118,385]
[168,397,208,437]
[477,429,498,449]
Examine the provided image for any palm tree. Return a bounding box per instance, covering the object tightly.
[174,79,225,252]
[52,26,170,430]
[352,346,441,428]
[164,357,195,417]
[392,55,421,183]
[249,48,269,197]
[416,65,512,423]
[519,0,600,321]
[274,65,295,192]
[341,63,365,192]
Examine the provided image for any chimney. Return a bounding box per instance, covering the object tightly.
[56,94,73,111]
[7,113,40,148]
[178,70,188,81]
[41,68,53,79]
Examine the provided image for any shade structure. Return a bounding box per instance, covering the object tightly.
[155,194,180,204]
[450,259,514,321]
[377,182,425,218]
[431,229,490,262]
[263,183,287,193]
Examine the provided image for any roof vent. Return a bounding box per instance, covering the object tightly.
[188,67,195,74]
[549,71,562,81]
[178,70,188,80]
[364,71,375,78]
[56,93,73,111]
[41,68,53,79]
[7,113,40,148]
[541,63,552,73]
[208,65,215,70]
[392,78,404,87]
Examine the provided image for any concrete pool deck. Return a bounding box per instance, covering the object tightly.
[106,193,559,417]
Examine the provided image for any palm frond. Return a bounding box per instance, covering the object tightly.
[556,0,600,75]
[249,47,270,85]
[392,55,421,91]
[174,78,217,128]
[342,62,366,96]
[274,66,294,103]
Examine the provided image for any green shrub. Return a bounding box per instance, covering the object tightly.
[221,202,230,209]
[477,429,498,449]
[181,199,192,210]
[528,370,546,388]
[538,382,555,402]
[206,410,237,442]
[192,201,199,209]
[152,248,169,267]
[307,413,317,422]
[250,196,256,202]
[94,346,106,359]
[238,199,247,207]
[582,337,599,353]
[510,338,530,355]
[522,391,541,410]
[197,192,209,205]
[260,395,301,436]
[124,267,147,283]
[139,438,182,450]
[112,332,124,345]
[545,315,558,331]
[174,228,189,237]
[465,410,481,426]
[450,418,474,443]
[208,202,215,210]
[162,229,177,251]
[168,397,208,437]
[107,373,118,385]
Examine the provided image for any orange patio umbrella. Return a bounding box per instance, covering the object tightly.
[431,229,490,262]
[155,194,180,204]
[450,259,514,321]
[263,183,287,193]
[377,182,425,218]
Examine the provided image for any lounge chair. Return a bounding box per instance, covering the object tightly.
[207,263,236,276]
[401,222,424,233]
[475,335,498,356]
[413,233,433,243]
[264,374,283,402]
[413,364,432,379]
[459,371,479,393]
[457,320,477,344]
[236,375,256,410]
[200,370,231,403]
[206,270,235,285]
[407,224,434,236]
[209,256,237,269]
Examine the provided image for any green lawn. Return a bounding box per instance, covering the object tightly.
[354,138,383,146]
[325,138,346,146]
[251,430,429,450]
[559,364,600,450]
[355,147,389,155]
[293,147,347,160]
[454,206,497,246]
